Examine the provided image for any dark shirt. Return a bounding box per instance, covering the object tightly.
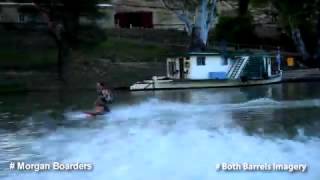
[95,96,110,113]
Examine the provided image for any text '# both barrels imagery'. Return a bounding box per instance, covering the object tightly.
[216,162,308,173]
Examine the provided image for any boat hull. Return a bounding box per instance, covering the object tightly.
[130,76,282,91]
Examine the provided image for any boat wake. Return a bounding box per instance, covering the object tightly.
[3,97,320,180]
[64,112,89,120]
[106,97,320,121]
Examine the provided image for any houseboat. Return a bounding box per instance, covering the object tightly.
[130,51,282,90]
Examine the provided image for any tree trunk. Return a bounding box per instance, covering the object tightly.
[51,24,71,82]
[32,3,71,82]
[189,0,209,52]
[291,27,310,61]
[189,26,207,52]
[238,0,250,16]
[314,15,320,65]
[57,13,79,81]
[65,12,80,45]
[56,40,70,81]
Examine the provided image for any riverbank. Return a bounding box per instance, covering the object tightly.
[1,68,320,93]
[1,28,319,93]
[0,61,166,93]
[0,28,185,93]
[282,68,320,82]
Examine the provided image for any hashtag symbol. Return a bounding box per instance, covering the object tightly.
[9,162,15,170]
[216,163,221,171]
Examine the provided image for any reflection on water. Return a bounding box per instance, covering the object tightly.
[0,82,320,180]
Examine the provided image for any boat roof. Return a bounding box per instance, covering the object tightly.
[188,52,221,56]
[168,50,280,58]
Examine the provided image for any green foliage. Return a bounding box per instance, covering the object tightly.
[238,0,250,16]
[212,16,256,43]
[251,0,320,57]
[251,0,318,28]
[250,0,268,7]
[83,37,176,62]
[0,49,57,70]
[78,25,108,45]
[0,83,27,93]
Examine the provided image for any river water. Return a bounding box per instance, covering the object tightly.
[0,82,320,180]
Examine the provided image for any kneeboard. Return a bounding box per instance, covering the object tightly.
[84,112,106,117]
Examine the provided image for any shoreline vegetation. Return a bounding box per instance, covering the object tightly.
[0,28,177,92]
[0,27,318,93]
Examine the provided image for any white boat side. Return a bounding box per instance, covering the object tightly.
[130,74,282,90]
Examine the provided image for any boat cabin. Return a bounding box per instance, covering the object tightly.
[166,52,281,81]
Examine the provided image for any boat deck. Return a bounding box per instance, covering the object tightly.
[130,75,282,90]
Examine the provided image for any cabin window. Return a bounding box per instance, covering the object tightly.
[19,14,25,23]
[168,61,176,75]
[222,57,228,65]
[271,57,280,74]
[197,56,206,66]
[185,61,190,68]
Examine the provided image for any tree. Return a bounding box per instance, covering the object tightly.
[238,0,250,16]
[252,0,320,65]
[273,0,313,61]
[160,0,218,51]
[13,0,102,81]
[313,2,320,62]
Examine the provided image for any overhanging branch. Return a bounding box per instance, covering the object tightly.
[207,0,217,29]
[160,0,193,34]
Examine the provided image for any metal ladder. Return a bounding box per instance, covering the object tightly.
[228,57,249,79]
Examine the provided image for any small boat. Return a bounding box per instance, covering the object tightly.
[130,51,283,91]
